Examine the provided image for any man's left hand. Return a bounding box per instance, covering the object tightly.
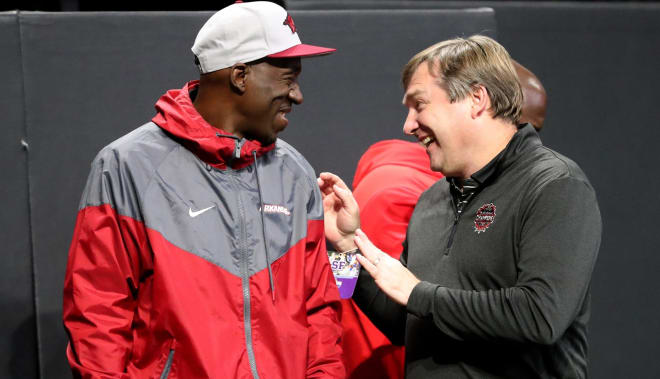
[354,229,420,306]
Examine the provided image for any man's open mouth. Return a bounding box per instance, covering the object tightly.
[422,136,435,147]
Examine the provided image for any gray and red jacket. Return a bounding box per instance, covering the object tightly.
[63,81,344,378]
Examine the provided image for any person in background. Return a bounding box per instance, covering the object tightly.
[513,60,547,131]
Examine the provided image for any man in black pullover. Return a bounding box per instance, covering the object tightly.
[318,35,601,378]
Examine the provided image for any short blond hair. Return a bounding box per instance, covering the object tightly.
[402,35,523,124]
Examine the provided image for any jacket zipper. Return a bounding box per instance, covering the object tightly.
[159,340,176,379]
[446,199,461,254]
[230,172,260,379]
[446,190,481,254]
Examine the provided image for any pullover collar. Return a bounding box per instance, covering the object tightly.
[448,123,541,204]
[449,123,541,188]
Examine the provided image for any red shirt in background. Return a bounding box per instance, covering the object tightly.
[342,140,444,378]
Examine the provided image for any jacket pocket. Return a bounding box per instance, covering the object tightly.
[156,339,177,379]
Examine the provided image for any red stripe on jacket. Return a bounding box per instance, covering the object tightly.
[64,204,343,378]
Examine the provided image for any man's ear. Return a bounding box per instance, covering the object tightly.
[470,85,490,119]
[230,63,248,93]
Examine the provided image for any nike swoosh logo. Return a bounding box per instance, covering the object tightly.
[188,205,215,218]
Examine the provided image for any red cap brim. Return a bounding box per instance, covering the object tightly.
[268,44,336,58]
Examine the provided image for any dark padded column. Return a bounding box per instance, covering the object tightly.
[0,12,39,379]
[0,12,38,378]
[492,6,660,379]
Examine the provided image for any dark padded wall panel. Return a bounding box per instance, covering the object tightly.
[19,12,204,377]
[18,10,495,378]
[491,5,660,379]
[0,12,39,379]
[283,9,496,183]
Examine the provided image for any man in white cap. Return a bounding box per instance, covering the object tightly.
[63,2,343,378]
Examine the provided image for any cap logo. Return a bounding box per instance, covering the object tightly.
[283,14,296,34]
[474,203,496,233]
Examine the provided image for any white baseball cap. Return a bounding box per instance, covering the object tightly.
[192,1,336,74]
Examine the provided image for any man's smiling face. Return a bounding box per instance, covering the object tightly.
[239,57,303,145]
[402,62,473,176]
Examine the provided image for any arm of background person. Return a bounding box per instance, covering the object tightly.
[351,239,412,346]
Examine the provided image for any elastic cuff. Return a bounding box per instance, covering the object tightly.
[407,281,439,318]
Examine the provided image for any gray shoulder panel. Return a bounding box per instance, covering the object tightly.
[80,122,179,221]
[79,128,323,278]
[137,137,320,277]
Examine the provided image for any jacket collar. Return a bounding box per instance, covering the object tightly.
[151,81,275,170]
[448,123,541,188]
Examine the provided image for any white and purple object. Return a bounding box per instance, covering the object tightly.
[328,249,361,299]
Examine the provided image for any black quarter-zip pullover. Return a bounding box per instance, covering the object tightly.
[354,124,601,379]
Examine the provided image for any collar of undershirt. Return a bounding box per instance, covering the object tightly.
[447,123,537,209]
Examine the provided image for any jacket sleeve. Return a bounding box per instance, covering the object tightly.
[304,184,345,378]
[63,154,147,378]
[406,177,602,344]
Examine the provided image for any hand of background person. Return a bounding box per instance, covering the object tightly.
[354,229,420,306]
[317,172,360,252]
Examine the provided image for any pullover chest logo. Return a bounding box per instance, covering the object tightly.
[474,203,496,233]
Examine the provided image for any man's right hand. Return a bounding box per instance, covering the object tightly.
[317,172,360,252]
